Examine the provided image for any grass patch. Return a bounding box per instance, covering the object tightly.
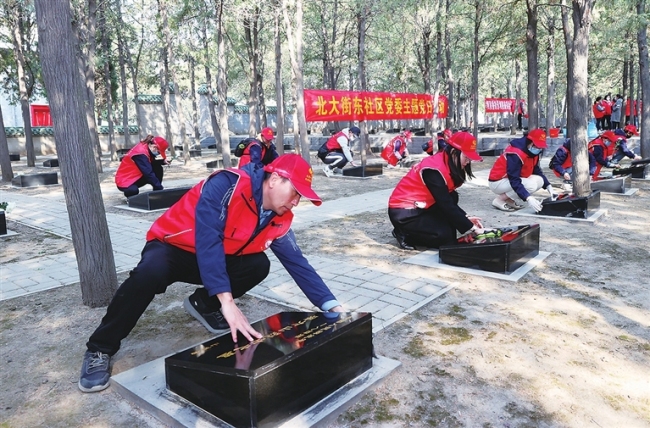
[486,331,497,340]
[439,327,473,345]
[403,335,427,358]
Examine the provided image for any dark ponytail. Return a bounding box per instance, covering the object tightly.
[444,145,475,187]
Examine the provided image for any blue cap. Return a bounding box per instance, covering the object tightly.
[349,126,361,137]
[614,129,626,137]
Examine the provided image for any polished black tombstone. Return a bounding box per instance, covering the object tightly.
[439,224,540,273]
[478,148,503,157]
[206,159,226,170]
[631,157,650,167]
[188,149,202,158]
[342,164,383,177]
[612,165,647,179]
[9,154,20,161]
[116,148,130,156]
[165,312,372,428]
[0,211,6,235]
[591,175,631,193]
[127,187,191,210]
[42,158,59,167]
[11,172,58,187]
[539,190,601,218]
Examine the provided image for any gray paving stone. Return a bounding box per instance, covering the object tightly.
[372,305,405,321]
[345,295,375,311]
[391,288,424,303]
[377,294,413,308]
[357,299,390,313]
[331,276,366,287]
[352,287,384,300]
[346,269,386,282]
[357,281,394,293]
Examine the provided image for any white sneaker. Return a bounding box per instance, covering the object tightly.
[322,165,333,177]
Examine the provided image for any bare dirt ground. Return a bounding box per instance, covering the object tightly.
[1,150,649,428]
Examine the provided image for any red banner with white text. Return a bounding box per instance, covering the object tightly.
[304,89,448,122]
[484,98,522,113]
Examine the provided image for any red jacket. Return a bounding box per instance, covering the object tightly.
[592,101,606,119]
[115,143,153,188]
[324,131,347,151]
[588,137,614,179]
[146,169,292,255]
[388,151,456,209]
[488,145,537,181]
[604,100,612,115]
[381,135,408,166]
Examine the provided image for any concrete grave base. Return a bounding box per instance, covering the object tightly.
[112,353,400,428]
[404,250,551,282]
[509,207,608,224]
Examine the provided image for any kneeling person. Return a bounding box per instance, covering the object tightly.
[79,154,343,393]
[115,135,169,197]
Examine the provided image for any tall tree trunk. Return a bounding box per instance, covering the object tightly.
[525,0,540,129]
[11,3,36,167]
[35,0,118,307]
[0,105,14,182]
[117,1,144,141]
[444,0,454,129]
[244,15,260,136]
[200,19,221,152]
[512,60,522,135]
[471,0,481,137]
[432,4,443,133]
[159,0,188,162]
[628,50,635,125]
[283,0,310,163]
[563,0,595,197]
[189,56,200,140]
[215,0,232,167]
[638,0,649,157]
[100,3,115,161]
[356,4,369,163]
[546,16,556,130]
[117,22,129,160]
[274,2,285,155]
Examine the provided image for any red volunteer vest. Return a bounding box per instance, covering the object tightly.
[146,169,293,255]
[238,140,265,168]
[588,137,614,179]
[551,146,572,177]
[488,146,538,181]
[388,152,456,209]
[381,136,407,166]
[115,143,153,188]
[325,131,347,151]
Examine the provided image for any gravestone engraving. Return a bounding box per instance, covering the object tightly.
[11,172,58,187]
[42,158,59,167]
[591,175,631,193]
[342,165,383,177]
[165,311,372,428]
[539,191,601,219]
[127,187,191,210]
[439,224,540,273]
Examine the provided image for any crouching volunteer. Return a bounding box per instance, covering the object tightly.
[488,128,555,212]
[115,135,169,197]
[317,126,360,177]
[387,131,487,250]
[79,154,344,393]
[381,129,412,168]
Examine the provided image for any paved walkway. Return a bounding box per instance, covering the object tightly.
[1,177,455,332]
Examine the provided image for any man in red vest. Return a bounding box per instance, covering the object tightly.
[488,128,554,212]
[79,154,343,393]
[317,126,360,176]
[381,130,412,167]
[115,135,169,197]
[236,127,279,168]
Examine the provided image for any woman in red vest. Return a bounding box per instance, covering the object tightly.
[388,131,487,250]
[592,96,606,131]
[381,130,412,167]
[115,135,169,197]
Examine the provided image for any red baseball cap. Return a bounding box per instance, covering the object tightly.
[261,127,274,141]
[601,130,618,143]
[264,154,322,206]
[624,124,639,136]
[152,136,168,160]
[448,131,482,162]
[526,129,548,148]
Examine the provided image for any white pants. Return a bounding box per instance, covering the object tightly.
[489,175,544,203]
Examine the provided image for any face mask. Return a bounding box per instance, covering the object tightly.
[529,146,542,155]
[149,144,159,155]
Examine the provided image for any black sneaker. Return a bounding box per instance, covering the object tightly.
[392,229,415,250]
[183,289,230,334]
[78,351,111,393]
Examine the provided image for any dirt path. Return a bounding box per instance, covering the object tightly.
[1,154,649,427]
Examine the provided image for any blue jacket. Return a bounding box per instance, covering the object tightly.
[506,137,550,200]
[195,163,339,311]
[132,153,163,189]
[550,140,597,176]
[615,138,636,159]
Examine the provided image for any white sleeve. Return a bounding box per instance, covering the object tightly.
[338,136,354,162]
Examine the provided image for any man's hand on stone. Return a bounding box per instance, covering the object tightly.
[218,293,263,343]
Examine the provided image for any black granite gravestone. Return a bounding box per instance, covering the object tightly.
[42,158,59,168]
[206,159,225,170]
[539,191,600,218]
[0,211,6,235]
[116,148,130,156]
[631,158,650,167]
[342,164,383,177]
[165,312,373,428]
[478,149,504,157]
[127,187,191,210]
[612,165,647,179]
[188,149,202,158]
[11,172,58,187]
[9,154,20,161]
[591,175,631,193]
[439,224,540,273]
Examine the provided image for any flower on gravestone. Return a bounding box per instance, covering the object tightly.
[0,202,15,213]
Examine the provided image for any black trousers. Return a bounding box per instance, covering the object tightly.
[118,161,165,197]
[388,205,457,249]
[86,240,270,355]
